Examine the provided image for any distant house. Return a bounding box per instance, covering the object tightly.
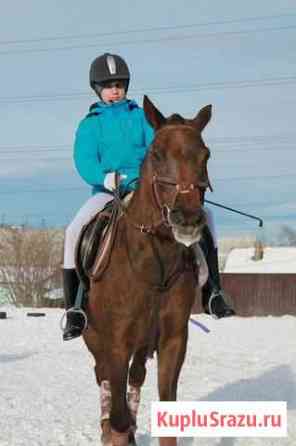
[220,247,296,316]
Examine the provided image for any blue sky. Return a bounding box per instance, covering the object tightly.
[0,0,295,237]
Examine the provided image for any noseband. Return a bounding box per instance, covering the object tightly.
[152,174,210,224]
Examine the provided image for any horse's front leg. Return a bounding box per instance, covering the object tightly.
[99,379,112,446]
[108,348,132,446]
[157,328,188,446]
[83,328,113,445]
[98,350,141,446]
[127,345,149,445]
[128,345,148,420]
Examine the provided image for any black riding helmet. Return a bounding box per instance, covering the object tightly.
[89,53,130,93]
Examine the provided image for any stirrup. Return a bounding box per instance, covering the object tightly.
[208,291,220,319]
[60,307,88,332]
[208,290,235,319]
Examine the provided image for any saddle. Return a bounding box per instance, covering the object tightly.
[75,197,124,290]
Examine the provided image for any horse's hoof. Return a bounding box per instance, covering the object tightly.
[111,428,129,446]
[101,420,112,446]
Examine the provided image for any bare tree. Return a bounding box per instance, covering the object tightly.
[0,227,63,307]
[277,225,296,247]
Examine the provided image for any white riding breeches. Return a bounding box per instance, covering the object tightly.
[63,192,113,268]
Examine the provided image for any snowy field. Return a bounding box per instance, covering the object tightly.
[1,305,296,446]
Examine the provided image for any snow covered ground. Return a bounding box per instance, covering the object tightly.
[1,305,296,446]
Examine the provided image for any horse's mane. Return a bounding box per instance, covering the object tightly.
[166,114,186,125]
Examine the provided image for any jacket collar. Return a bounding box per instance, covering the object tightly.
[89,99,139,114]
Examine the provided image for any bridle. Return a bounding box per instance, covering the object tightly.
[152,174,211,225]
[116,169,212,235]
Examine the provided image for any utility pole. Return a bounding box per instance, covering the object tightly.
[22,215,29,230]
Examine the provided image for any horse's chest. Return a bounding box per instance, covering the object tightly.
[126,240,177,286]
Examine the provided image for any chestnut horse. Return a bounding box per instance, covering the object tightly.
[82,96,212,446]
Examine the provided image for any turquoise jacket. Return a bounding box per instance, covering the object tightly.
[74,99,154,195]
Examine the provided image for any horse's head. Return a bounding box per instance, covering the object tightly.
[143,95,213,247]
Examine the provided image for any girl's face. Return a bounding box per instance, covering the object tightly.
[100,80,126,103]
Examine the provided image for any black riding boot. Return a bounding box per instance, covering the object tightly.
[62,268,86,341]
[199,226,235,318]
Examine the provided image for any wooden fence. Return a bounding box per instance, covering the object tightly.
[192,273,296,316]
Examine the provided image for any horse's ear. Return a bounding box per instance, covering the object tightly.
[143,95,166,130]
[193,105,212,132]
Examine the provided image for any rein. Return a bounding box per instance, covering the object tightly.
[112,188,166,235]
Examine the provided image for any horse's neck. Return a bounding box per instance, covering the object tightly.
[125,183,181,270]
[127,181,159,227]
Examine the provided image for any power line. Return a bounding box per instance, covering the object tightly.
[0,173,295,195]
[0,148,295,162]
[0,24,295,56]
[0,187,86,195]
[0,134,295,151]
[1,145,296,160]
[0,157,70,161]
[207,134,296,144]
[212,146,296,153]
[214,173,296,182]
[0,144,70,152]
[0,135,295,155]
[1,13,295,46]
[0,76,295,105]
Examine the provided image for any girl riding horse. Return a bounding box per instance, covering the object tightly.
[62,52,235,341]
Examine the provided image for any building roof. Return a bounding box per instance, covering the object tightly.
[224,247,296,273]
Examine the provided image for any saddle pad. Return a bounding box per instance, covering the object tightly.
[75,200,114,289]
[74,193,134,288]
[90,200,122,281]
[90,192,133,281]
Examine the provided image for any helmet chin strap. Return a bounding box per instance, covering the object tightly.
[103,96,126,104]
[94,85,103,99]
[93,86,126,104]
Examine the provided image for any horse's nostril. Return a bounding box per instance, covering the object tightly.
[194,213,204,225]
[170,209,185,225]
[170,207,206,227]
